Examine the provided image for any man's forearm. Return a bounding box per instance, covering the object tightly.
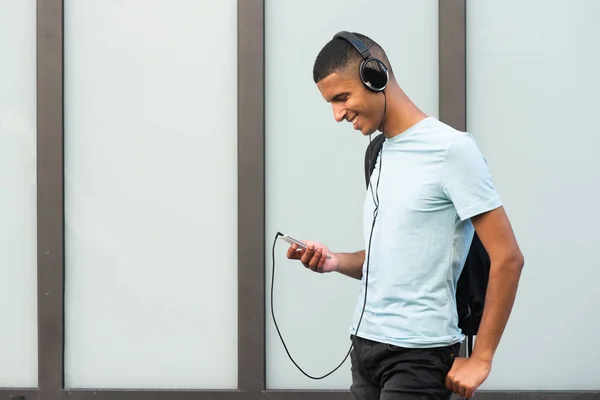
[471,254,524,362]
[333,250,365,280]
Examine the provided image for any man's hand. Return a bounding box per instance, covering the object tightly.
[286,241,339,273]
[285,240,365,279]
[445,356,492,398]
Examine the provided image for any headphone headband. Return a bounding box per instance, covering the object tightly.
[334,31,371,59]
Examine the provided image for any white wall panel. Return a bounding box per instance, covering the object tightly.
[467,0,600,390]
[0,0,38,388]
[64,0,238,389]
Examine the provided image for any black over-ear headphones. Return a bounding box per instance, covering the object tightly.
[333,31,389,92]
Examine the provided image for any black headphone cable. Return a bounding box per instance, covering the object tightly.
[270,93,386,380]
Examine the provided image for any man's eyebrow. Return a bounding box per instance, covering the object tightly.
[330,92,350,102]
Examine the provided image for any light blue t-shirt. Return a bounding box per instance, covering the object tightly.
[349,116,502,348]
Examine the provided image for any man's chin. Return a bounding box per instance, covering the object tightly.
[361,126,378,136]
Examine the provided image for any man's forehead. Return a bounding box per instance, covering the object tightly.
[317,72,354,102]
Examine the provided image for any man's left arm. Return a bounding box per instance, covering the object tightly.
[446,206,524,398]
[470,205,524,363]
[440,133,525,397]
[446,205,524,398]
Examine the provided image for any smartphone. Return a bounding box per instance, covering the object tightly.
[280,233,332,259]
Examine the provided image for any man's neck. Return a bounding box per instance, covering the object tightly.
[380,85,429,139]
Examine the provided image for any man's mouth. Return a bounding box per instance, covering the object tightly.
[350,114,359,128]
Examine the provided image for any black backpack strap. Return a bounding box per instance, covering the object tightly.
[364,134,385,188]
[467,334,473,358]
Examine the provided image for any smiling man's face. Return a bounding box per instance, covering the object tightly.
[316,70,384,135]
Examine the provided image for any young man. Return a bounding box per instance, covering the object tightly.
[286,32,524,399]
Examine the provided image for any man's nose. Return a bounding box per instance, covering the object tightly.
[332,104,345,123]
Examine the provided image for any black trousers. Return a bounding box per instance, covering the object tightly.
[350,335,460,400]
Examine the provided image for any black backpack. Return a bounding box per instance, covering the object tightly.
[363,134,489,357]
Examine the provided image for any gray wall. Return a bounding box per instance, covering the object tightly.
[0,0,598,399]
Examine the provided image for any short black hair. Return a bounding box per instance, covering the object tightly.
[312,32,393,83]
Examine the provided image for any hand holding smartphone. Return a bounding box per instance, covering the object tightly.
[280,233,332,259]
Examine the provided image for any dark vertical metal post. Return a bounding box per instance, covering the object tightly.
[237,0,266,392]
[37,0,65,395]
[439,0,466,357]
[439,0,466,132]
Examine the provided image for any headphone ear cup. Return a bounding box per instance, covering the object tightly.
[361,59,388,92]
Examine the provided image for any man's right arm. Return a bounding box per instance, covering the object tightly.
[288,242,364,279]
[333,250,365,280]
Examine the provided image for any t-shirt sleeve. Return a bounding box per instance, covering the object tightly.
[442,133,502,221]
